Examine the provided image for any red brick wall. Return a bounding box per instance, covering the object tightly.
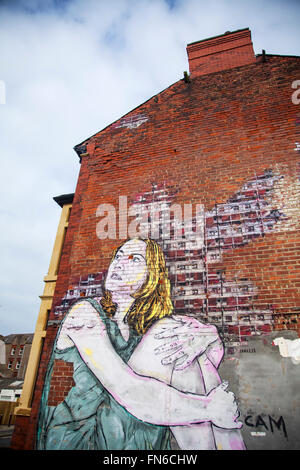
[47,360,75,406]
[10,416,30,450]
[12,54,300,449]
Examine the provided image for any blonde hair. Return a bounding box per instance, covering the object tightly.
[100,238,173,335]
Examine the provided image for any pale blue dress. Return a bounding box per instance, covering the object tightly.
[36,298,170,450]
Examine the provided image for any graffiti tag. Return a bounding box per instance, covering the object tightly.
[245,414,287,438]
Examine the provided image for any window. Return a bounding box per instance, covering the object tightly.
[10,346,16,356]
[240,286,249,293]
[16,360,21,370]
[7,360,13,369]
[19,346,24,356]
[211,316,220,322]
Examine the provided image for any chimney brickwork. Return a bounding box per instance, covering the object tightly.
[187,28,256,77]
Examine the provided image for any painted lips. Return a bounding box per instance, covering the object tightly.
[111,272,122,280]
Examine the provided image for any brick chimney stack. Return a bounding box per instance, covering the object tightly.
[186,28,256,78]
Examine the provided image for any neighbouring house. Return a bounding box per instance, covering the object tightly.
[0,334,33,402]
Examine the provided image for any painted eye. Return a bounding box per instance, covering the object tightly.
[128,254,140,262]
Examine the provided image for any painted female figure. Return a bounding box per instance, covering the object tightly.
[37,238,245,450]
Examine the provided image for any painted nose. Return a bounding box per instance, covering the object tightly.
[115,256,127,269]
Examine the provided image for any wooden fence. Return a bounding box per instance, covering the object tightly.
[0,400,19,426]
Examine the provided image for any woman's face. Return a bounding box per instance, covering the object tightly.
[105,239,148,296]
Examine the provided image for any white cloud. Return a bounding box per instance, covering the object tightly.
[0,0,299,334]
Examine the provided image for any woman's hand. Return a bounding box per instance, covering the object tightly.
[154,315,224,370]
[56,300,107,350]
[206,382,242,429]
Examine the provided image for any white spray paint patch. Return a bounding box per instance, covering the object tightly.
[114,113,148,129]
[273,337,300,364]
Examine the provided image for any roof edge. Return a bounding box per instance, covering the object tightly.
[73,77,184,154]
[187,27,250,47]
[53,193,74,208]
[72,48,300,156]
[256,52,300,59]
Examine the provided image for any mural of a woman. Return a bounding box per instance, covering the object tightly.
[37,238,245,450]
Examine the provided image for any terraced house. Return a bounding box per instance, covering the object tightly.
[11,28,300,451]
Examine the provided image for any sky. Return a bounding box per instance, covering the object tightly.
[0,0,300,335]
